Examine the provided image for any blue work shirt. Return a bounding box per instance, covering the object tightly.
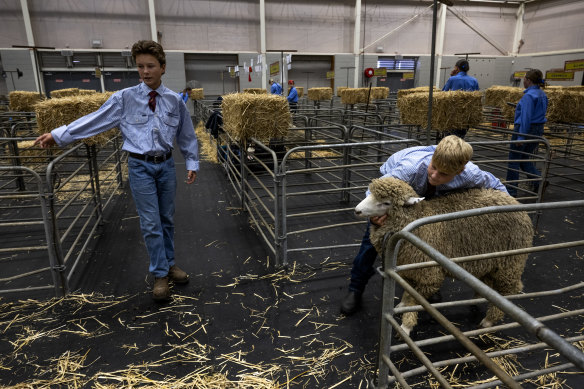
[442,71,480,91]
[287,87,298,103]
[270,82,283,95]
[51,82,200,172]
[514,85,548,141]
[367,145,508,197]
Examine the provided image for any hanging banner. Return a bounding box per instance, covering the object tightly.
[326,71,335,80]
[403,72,414,80]
[545,71,574,81]
[513,71,527,79]
[270,61,280,76]
[374,68,387,77]
[564,59,584,72]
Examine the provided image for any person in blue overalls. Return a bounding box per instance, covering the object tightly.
[505,69,548,197]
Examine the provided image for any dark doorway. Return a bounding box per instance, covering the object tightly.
[43,71,101,98]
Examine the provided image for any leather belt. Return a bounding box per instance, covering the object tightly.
[129,151,173,164]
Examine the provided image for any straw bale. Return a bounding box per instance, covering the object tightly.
[341,88,369,105]
[8,91,45,111]
[307,87,333,101]
[564,86,584,92]
[50,88,80,98]
[243,88,268,95]
[189,88,204,100]
[221,93,291,141]
[78,89,97,95]
[484,86,523,112]
[35,92,118,146]
[15,140,62,165]
[546,89,584,123]
[289,86,304,97]
[397,90,483,132]
[337,87,348,97]
[397,86,439,99]
[371,87,389,100]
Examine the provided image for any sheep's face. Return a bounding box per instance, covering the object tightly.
[355,195,424,217]
[355,194,426,217]
[355,195,390,217]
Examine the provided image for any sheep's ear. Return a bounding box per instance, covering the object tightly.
[405,196,424,206]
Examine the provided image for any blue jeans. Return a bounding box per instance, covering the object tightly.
[128,156,177,278]
[505,123,544,196]
[349,223,378,294]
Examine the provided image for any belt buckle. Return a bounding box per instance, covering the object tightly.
[153,154,164,163]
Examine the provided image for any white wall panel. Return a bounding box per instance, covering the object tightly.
[156,0,260,52]
[0,0,28,47]
[522,0,584,54]
[27,0,150,50]
[265,1,353,53]
[0,49,37,92]
[514,50,584,87]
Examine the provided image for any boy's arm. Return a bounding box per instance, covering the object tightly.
[51,93,123,147]
[176,100,200,173]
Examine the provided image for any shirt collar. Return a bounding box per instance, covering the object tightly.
[140,82,166,95]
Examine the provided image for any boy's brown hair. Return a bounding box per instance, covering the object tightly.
[431,135,473,175]
[131,40,166,66]
[525,69,545,89]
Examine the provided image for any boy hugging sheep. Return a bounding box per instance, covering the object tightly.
[341,135,510,315]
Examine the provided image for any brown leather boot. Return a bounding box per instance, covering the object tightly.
[168,265,189,284]
[153,277,170,301]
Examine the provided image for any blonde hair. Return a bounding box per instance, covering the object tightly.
[432,135,473,175]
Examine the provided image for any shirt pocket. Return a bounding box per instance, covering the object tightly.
[125,114,149,125]
[162,112,180,128]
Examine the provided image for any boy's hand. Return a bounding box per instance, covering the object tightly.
[35,133,56,149]
[370,215,387,227]
[186,170,197,184]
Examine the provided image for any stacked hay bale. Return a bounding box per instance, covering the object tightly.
[189,88,204,100]
[307,87,333,101]
[78,89,97,95]
[8,91,45,112]
[243,88,268,95]
[397,86,439,99]
[546,89,584,124]
[337,87,348,97]
[397,90,483,132]
[484,86,524,121]
[50,88,80,98]
[221,93,291,142]
[35,92,117,146]
[341,87,390,105]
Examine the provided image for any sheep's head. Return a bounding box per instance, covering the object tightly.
[355,177,424,217]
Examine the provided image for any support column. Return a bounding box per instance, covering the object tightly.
[512,3,525,56]
[148,0,158,42]
[260,0,267,89]
[353,0,362,88]
[435,3,447,88]
[20,0,42,93]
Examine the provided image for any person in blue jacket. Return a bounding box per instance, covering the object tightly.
[287,80,298,112]
[505,69,548,197]
[442,59,479,92]
[438,59,480,142]
[269,79,282,95]
[179,87,192,104]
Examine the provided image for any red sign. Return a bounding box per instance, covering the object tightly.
[82,79,90,83]
[113,78,122,82]
[56,79,63,83]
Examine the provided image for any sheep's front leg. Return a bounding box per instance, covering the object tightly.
[398,283,442,337]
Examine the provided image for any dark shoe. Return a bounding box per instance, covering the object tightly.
[153,277,170,301]
[341,291,362,315]
[168,265,189,284]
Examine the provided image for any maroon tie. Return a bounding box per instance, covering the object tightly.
[148,91,158,112]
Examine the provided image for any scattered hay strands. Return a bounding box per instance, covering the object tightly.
[195,120,220,163]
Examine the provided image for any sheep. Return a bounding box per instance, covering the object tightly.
[354,177,534,336]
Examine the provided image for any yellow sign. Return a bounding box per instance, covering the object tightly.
[326,71,334,79]
[545,71,574,81]
[403,72,414,80]
[95,67,102,77]
[229,68,236,78]
[374,68,387,77]
[269,61,280,76]
[564,59,584,71]
[513,71,527,79]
